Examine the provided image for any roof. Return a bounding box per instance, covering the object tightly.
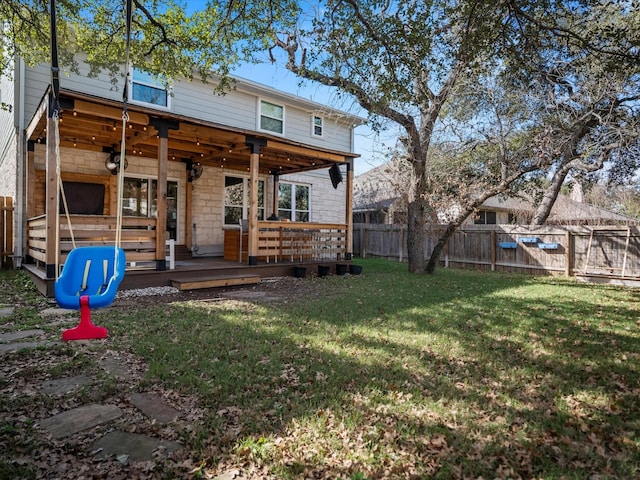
[26,87,359,176]
[354,161,637,224]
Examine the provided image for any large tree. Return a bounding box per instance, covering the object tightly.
[490,1,640,226]
[3,1,639,272]
[0,0,298,88]
[272,0,640,273]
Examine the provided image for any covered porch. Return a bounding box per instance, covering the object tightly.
[22,89,356,294]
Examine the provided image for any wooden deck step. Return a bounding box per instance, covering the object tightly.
[170,274,261,291]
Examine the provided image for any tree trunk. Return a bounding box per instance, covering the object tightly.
[426,223,458,273]
[531,166,570,225]
[406,200,427,273]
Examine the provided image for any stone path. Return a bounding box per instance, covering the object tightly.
[1,303,246,479]
[0,308,184,465]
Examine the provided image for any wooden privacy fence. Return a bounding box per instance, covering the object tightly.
[354,223,640,279]
[1,197,14,268]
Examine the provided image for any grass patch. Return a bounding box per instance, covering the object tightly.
[2,259,640,478]
[100,259,640,478]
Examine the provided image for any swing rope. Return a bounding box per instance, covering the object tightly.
[51,0,133,282]
[116,0,133,252]
[54,111,77,281]
[113,0,133,276]
[50,0,76,280]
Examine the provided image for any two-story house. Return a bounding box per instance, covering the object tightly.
[0,53,363,295]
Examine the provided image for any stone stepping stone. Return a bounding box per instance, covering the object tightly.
[130,393,180,424]
[99,355,135,380]
[39,374,93,396]
[40,307,75,318]
[39,404,123,439]
[0,329,45,343]
[0,307,15,318]
[0,341,45,356]
[91,430,181,463]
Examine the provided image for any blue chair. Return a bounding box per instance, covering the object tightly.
[55,246,126,340]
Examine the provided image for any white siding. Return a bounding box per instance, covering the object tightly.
[0,61,17,197]
[22,60,358,154]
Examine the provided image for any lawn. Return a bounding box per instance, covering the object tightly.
[2,258,640,479]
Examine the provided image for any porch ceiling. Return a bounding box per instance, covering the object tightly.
[28,91,355,175]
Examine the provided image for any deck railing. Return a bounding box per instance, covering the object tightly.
[27,215,157,265]
[256,221,348,263]
[28,217,349,268]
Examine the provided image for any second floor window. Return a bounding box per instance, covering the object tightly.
[131,68,170,108]
[260,100,284,134]
[312,115,324,137]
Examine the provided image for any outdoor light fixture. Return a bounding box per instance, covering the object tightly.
[105,151,128,175]
[189,162,204,181]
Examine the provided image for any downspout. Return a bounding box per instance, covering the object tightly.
[14,56,25,268]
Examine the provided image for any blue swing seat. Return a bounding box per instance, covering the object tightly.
[55,246,126,310]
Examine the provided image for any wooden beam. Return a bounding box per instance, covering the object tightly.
[171,275,261,291]
[266,140,348,163]
[272,173,279,217]
[73,99,149,125]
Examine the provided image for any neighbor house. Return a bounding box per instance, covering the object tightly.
[0,52,364,294]
[353,159,637,226]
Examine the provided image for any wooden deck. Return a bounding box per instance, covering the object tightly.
[23,251,351,297]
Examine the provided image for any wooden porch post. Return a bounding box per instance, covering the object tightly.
[245,136,266,266]
[185,164,193,252]
[45,104,58,279]
[26,141,36,220]
[272,173,280,218]
[345,159,354,260]
[150,118,178,271]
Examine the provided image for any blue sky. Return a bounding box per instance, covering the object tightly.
[179,0,393,176]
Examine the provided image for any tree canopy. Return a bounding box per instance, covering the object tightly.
[273,0,640,272]
[3,0,639,273]
[1,0,299,88]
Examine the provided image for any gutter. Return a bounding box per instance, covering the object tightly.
[13,56,25,267]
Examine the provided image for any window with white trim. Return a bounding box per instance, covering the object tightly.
[224,175,265,225]
[122,177,179,239]
[131,68,170,108]
[259,100,284,134]
[312,115,324,137]
[279,182,310,222]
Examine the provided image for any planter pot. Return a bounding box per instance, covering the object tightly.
[336,264,348,276]
[318,265,331,277]
[293,266,307,278]
[349,264,363,275]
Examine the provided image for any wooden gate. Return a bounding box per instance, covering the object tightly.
[1,197,14,268]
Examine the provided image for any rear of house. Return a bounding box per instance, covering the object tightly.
[0,53,363,292]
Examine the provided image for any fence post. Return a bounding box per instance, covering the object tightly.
[565,230,573,277]
[490,230,496,271]
[361,224,366,258]
[0,197,4,268]
[1,197,14,269]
